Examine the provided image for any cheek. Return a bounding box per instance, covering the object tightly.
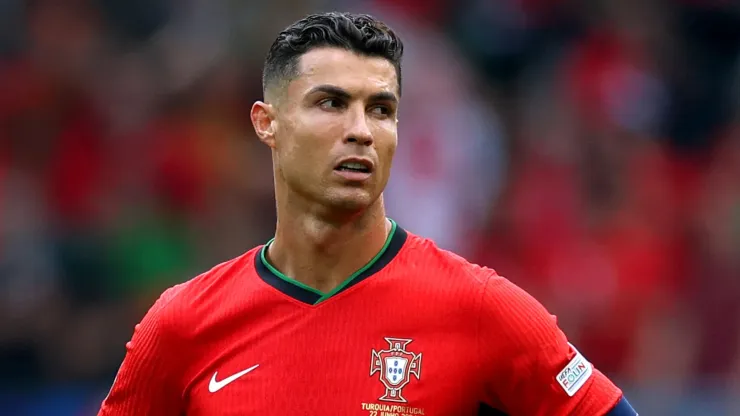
[377,131,398,161]
[376,141,397,182]
[279,137,325,176]
[277,119,307,161]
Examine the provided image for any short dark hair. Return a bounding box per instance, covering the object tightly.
[262,12,404,99]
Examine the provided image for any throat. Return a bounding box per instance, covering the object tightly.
[264,217,394,297]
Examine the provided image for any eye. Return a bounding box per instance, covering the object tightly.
[370,105,392,117]
[318,98,344,110]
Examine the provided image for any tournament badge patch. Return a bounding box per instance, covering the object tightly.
[556,343,593,397]
[361,338,426,416]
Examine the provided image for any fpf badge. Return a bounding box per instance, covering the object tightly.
[370,338,422,403]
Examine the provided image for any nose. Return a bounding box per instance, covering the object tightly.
[344,107,373,146]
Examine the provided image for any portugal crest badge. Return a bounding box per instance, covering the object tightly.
[370,338,422,403]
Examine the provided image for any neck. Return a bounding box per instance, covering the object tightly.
[267,197,391,294]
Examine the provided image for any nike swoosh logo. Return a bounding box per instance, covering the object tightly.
[208,364,259,393]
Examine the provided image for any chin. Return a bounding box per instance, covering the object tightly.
[324,189,378,212]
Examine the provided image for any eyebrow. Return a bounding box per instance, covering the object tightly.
[306,84,398,104]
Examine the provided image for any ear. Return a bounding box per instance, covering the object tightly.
[251,101,277,148]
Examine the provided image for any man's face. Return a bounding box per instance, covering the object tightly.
[271,47,399,212]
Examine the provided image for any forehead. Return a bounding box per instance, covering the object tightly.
[290,47,399,98]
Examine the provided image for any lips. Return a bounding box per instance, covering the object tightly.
[334,157,374,174]
[333,157,374,182]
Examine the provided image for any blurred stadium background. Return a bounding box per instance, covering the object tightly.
[1,0,739,414]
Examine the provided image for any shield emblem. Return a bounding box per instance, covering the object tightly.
[384,357,408,386]
[370,338,422,403]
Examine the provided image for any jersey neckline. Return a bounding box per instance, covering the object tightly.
[254,219,408,305]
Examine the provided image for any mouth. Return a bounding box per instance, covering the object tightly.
[334,158,374,174]
[333,157,374,182]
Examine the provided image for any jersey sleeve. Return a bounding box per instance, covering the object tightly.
[477,274,629,415]
[98,287,186,415]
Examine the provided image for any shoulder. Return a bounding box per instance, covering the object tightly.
[143,246,263,336]
[402,231,553,339]
[401,229,540,301]
[401,231,496,288]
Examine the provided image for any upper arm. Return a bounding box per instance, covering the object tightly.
[98,288,185,415]
[478,275,634,416]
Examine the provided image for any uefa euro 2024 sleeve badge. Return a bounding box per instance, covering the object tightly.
[370,338,422,403]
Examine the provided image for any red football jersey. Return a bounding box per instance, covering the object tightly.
[99,220,623,415]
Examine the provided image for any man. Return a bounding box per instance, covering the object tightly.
[99,12,638,415]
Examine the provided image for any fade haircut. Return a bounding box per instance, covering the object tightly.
[262,12,404,101]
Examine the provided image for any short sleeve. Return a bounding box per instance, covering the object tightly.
[478,274,624,415]
[98,287,186,415]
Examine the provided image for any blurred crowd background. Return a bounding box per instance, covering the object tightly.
[1,0,739,414]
